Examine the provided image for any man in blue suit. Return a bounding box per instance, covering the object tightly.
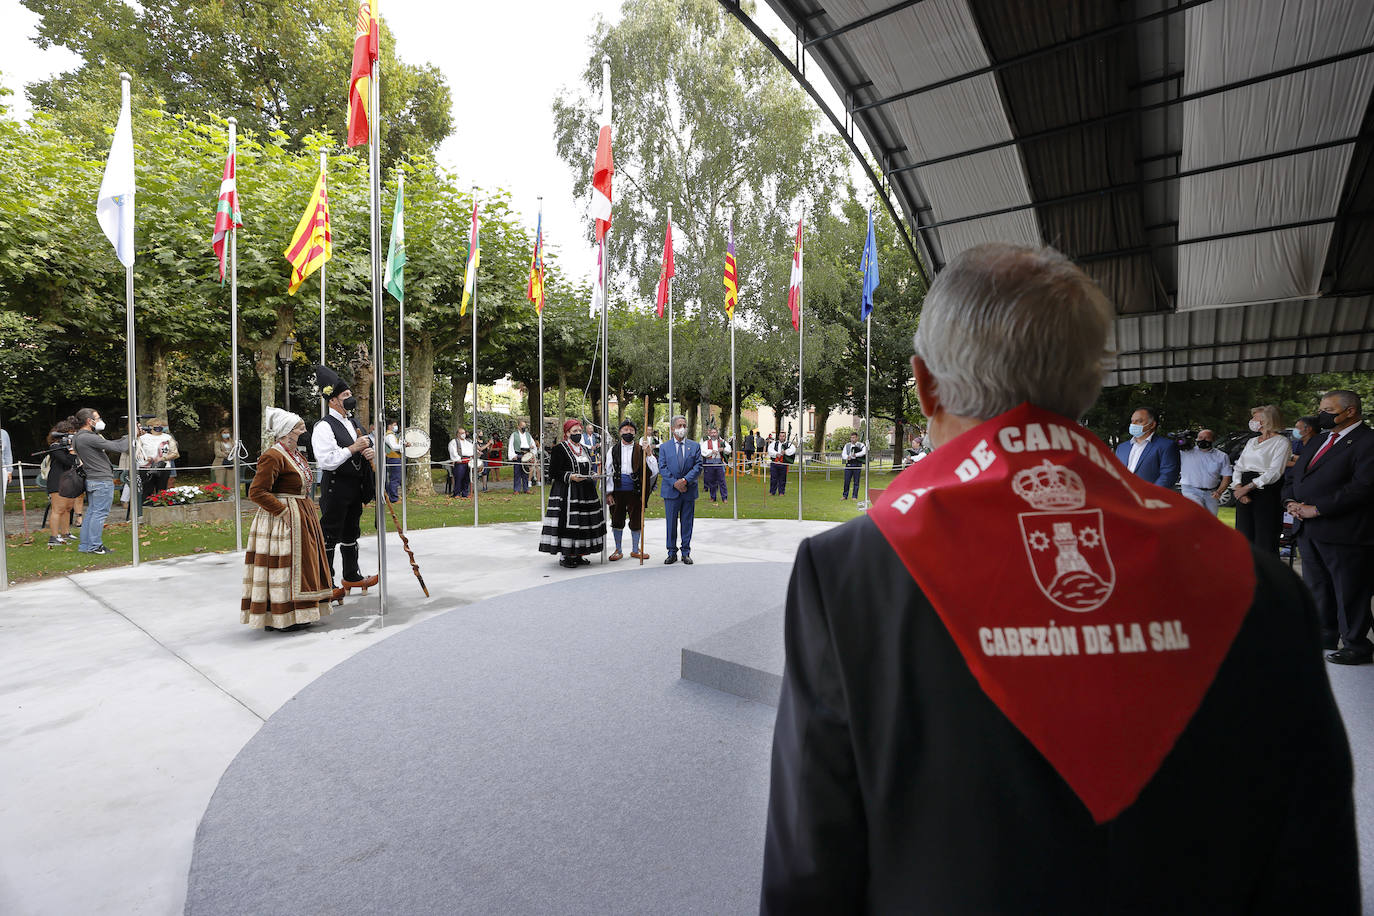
[660,414,703,565]
[1115,406,1180,489]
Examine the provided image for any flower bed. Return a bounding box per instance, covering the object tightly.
[142,483,237,526]
[146,483,232,507]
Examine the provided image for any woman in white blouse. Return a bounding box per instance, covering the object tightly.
[1230,404,1291,553]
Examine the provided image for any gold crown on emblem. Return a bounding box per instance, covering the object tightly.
[1011,460,1087,511]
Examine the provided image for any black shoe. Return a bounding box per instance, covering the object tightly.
[82,545,111,556]
[559,557,579,569]
[682,556,694,565]
[577,556,591,566]
[1325,647,1373,666]
[664,555,678,565]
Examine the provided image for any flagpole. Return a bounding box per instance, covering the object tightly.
[537,195,546,518]
[864,315,872,510]
[369,53,388,618]
[797,211,804,524]
[396,171,407,531]
[229,117,243,552]
[667,202,674,420]
[471,185,480,529]
[119,73,141,567]
[728,208,738,521]
[318,153,327,425]
[600,55,611,565]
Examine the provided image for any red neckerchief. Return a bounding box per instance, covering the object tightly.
[868,403,1255,823]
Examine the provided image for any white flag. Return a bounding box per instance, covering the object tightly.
[590,240,605,319]
[97,82,136,267]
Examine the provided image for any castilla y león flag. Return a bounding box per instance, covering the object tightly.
[347,0,380,148]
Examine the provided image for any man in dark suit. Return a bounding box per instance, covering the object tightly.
[658,414,703,565]
[1114,406,1180,488]
[761,243,1357,912]
[1283,390,1374,665]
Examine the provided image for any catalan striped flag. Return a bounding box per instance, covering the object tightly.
[347,0,380,148]
[211,134,242,284]
[527,212,545,313]
[284,167,331,295]
[461,199,479,316]
[723,219,738,321]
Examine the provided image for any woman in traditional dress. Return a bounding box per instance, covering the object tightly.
[538,418,606,568]
[242,408,340,630]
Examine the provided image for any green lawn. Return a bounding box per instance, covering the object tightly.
[1,467,1240,585]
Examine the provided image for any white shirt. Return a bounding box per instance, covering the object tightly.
[768,441,796,459]
[312,408,358,472]
[136,432,172,467]
[384,431,402,457]
[1178,446,1232,489]
[448,437,474,463]
[508,429,533,459]
[842,442,868,461]
[1126,432,1154,474]
[1231,434,1292,489]
[605,441,658,487]
[701,437,732,463]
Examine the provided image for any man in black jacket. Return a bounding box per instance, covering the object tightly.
[761,243,1358,913]
[1283,390,1374,664]
[310,366,378,592]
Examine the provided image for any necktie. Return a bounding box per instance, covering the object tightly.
[1308,432,1337,468]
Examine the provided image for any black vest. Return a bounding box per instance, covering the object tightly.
[319,415,375,502]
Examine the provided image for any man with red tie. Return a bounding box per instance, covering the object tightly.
[1283,390,1374,665]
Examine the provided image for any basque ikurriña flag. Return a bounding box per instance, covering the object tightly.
[211,135,242,284]
[860,208,879,321]
[461,199,479,316]
[347,0,380,148]
[724,219,738,321]
[787,216,803,330]
[655,219,674,318]
[527,212,545,314]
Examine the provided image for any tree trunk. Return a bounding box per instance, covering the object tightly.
[350,345,374,431]
[698,389,710,439]
[646,398,657,435]
[812,405,830,459]
[893,418,905,465]
[407,335,437,495]
[590,392,602,438]
[615,385,626,427]
[253,346,278,451]
[557,367,568,431]
[148,344,170,426]
[681,396,699,439]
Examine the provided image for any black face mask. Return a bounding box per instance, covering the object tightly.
[1316,410,1341,430]
[621,432,634,443]
[569,433,582,444]
[341,396,358,412]
[1196,439,1212,450]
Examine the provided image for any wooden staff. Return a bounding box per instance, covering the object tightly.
[641,394,649,566]
[368,451,430,597]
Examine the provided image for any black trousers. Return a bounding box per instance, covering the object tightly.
[319,474,364,551]
[770,462,788,495]
[609,489,644,530]
[842,467,862,498]
[1299,535,1374,650]
[1235,478,1283,554]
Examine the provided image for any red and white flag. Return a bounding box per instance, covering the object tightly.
[787,216,803,330]
[591,61,614,243]
[655,219,674,318]
[211,134,242,283]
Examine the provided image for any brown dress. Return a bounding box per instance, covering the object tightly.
[240,443,334,628]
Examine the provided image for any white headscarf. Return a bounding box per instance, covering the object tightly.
[265,407,303,440]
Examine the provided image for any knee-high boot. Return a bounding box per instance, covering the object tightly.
[340,542,362,582]
[326,544,338,584]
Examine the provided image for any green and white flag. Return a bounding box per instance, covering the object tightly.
[384,173,405,303]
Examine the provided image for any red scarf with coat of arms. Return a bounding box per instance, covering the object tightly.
[868,403,1256,824]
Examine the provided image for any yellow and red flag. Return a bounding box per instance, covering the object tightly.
[527,212,545,314]
[284,167,332,295]
[723,219,738,321]
[347,0,380,148]
[461,199,480,316]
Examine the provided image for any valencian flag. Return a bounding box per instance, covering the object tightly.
[461,199,479,316]
[347,0,380,148]
[211,134,242,284]
[655,219,674,318]
[723,220,738,321]
[860,207,879,321]
[787,216,803,330]
[284,167,332,295]
[527,212,545,313]
[591,72,614,243]
[384,176,404,303]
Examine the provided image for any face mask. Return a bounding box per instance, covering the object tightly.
[1128,423,1145,438]
[1292,429,1304,439]
[94,420,106,432]
[221,433,230,440]
[1316,410,1341,430]
[569,433,582,444]
[153,426,164,433]
[621,432,634,443]
[673,427,687,440]
[342,396,358,412]
[1247,419,1262,433]
[1196,439,1212,450]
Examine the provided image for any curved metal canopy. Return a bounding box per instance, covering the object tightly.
[724,0,1374,383]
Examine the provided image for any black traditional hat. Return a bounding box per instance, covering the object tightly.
[619,418,638,431]
[314,365,352,400]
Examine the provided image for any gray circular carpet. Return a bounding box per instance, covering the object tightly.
[185,562,790,916]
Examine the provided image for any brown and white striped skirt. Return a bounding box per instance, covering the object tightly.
[241,494,335,628]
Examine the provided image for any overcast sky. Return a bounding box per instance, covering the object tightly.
[1,0,851,282]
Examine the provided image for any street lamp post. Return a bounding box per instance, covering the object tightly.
[278,336,296,412]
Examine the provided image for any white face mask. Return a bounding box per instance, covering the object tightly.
[673,427,687,439]
[1248,419,1262,433]
[94,420,106,432]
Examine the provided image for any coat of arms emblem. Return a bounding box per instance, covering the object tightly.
[1013,460,1115,612]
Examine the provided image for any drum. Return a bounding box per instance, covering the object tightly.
[403,427,431,458]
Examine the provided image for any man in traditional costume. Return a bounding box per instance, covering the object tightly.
[605,419,657,561]
[448,427,473,498]
[701,425,732,503]
[767,435,795,496]
[242,408,340,629]
[762,243,1357,912]
[310,365,379,593]
[508,420,536,494]
[840,431,867,500]
[383,419,403,503]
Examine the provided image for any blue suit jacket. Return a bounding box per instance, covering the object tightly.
[1115,435,1181,489]
[659,438,703,500]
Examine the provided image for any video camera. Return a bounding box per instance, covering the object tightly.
[1167,429,1196,451]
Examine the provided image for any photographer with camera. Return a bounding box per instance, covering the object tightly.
[1178,428,1232,516]
[72,407,130,555]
